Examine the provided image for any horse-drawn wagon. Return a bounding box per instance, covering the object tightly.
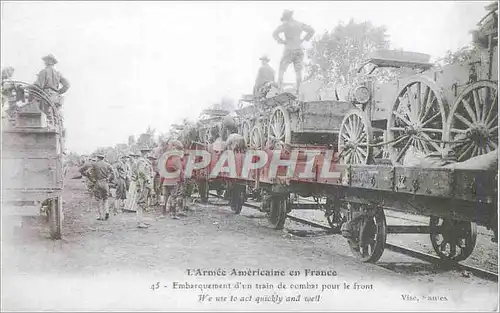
[2,80,65,239]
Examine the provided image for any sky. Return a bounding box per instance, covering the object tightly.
[1,1,489,154]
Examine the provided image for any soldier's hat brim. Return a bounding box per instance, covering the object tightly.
[42,54,58,64]
[95,154,105,159]
[259,55,270,62]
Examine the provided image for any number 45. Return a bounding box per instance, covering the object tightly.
[151,282,160,291]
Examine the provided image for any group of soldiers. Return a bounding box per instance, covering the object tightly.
[78,139,188,228]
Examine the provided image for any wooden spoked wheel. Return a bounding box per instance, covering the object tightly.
[267,196,288,230]
[338,110,372,164]
[386,78,447,165]
[239,120,252,146]
[268,106,291,148]
[444,81,498,161]
[347,209,387,263]
[429,217,477,262]
[250,124,264,149]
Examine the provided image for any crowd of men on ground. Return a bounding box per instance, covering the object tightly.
[78,138,189,228]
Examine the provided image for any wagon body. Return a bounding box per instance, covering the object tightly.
[1,82,65,239]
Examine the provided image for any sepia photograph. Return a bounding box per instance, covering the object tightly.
[1,1,499,311]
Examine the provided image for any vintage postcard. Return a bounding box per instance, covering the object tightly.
[1,1,498,311]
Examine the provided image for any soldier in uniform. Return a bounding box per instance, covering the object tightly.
[272,10,315,94]
[32,54,70,117]
[79,156,97,212]
[253,55,276,107]
[148,155,161,207]
[123,152,139,212]
[134,147,153,228]
[89,154,115,220]
[162,139,185,219]
[113,155,130,213]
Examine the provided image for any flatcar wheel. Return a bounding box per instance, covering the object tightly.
[386,77,447,165]
[338,110,372,164]
[267,197,288,230]
[444,81,498,162]
[250,124,264,149]
[239,120,252,146]
[268,106,291,148]
[429,217,477,262]
[347,209,387,263]
[48,196,63,240]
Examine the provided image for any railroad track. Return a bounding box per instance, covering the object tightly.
[207,193,498,282]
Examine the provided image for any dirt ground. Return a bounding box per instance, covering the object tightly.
[1,167,498,311]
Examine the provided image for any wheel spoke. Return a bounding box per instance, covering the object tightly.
[461,98,478,123]
[356,146,367,157]
[484,89,498,124]
[393,111,412,126]
[415,82,422,121]
[454,112,474,128]
[421,128,443,133]
[420,112,441,128]
[396,137,413,163]
[390,127,405,132]
[420,91,435,122]
[450,128,468,134]
[487,114,498,128]
[458,142,475,161]
[487,140,498,150]
[473,89,482,122]
[420,132,441,151]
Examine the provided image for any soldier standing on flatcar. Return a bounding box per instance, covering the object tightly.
[253,55,276,108]
[90,154,115,221]
[272,10,315,94]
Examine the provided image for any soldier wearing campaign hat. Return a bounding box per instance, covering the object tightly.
[33,53,70,118]
[253,54,276,104]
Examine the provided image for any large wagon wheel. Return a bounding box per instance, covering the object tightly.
[250,124,264,149]
[239,120,252,146]
[386,78,447,165]
[347,208,387,263]
[444,81,498,161]
[429,217,477,262]
[267,196,288,230]
[338,110,372,164]
[268,106,291,149]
